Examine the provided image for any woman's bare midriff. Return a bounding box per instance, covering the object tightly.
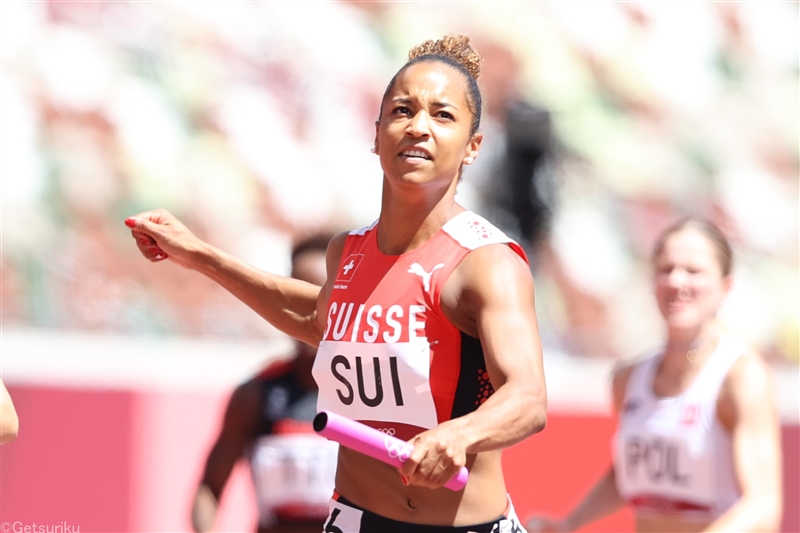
[636,514,710,533]
[334,447,508,526]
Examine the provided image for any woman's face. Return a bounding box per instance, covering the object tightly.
[653,228,731,332]
[375,61,481,190]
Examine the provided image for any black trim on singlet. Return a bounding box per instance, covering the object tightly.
[254,369,318,436]
[450,332,495,420]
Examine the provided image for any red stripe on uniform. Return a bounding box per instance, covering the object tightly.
[629,495,712,514]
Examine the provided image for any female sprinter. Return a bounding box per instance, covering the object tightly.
[125,35,546,533]
[527,218,783,533]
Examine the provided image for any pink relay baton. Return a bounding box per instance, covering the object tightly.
[313,410,469,491]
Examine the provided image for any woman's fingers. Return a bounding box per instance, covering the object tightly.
[140,243,168,261]
[401,434,464,489]
[132,230,155,247]
[126,210,190,264]
[131,231,168,261]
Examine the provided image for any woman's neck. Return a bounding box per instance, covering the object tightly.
[376,175,462,256]
[661,321,721,373]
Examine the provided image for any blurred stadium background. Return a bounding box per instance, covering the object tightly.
[0,2,797,532]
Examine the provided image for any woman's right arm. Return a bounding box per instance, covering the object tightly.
[124,209,343,346]
[526,365,633,532]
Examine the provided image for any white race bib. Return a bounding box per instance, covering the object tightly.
[313,340,438,429]
[251,434,338,510]
[616,431,713,505]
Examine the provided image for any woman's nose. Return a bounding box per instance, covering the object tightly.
[667,268,688,287]
[406,111,431,137]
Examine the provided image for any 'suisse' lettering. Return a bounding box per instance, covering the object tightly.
[324,303,427,343]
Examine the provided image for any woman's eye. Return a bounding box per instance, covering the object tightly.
[438,111,454,120]
[393,106,410,115]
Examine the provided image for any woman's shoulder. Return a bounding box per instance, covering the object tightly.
[717,338,774,429]
[442,211,527,261]
[715,332,764,385]
[610,361,638,410]
[326,229,356,256]
[716,330,753,351]
[450,240,532,301]
[721,334,767,388]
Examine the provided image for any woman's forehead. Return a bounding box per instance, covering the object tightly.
[658,229,718,260]
[389,61,469,101]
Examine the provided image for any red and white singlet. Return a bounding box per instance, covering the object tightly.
[312,211,527,441]
[614,333,747,520]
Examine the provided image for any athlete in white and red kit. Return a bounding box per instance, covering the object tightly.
[526,218,783,533]
[125,35,546,533]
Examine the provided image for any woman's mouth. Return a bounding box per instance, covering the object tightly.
[399,149,432,161]
[666,298,690,313]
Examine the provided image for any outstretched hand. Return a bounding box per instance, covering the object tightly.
[124,208,203,270]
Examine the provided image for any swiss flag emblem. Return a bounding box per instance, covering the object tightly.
[336,254,364,282]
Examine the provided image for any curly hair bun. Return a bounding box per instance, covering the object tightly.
[408,34,483,80]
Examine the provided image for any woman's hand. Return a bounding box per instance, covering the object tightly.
[399,421,468,489]
[124,208,204,269]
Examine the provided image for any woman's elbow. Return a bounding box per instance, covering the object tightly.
[532,405,547,435]
[761,496,783,533]
[524,390,547,436]
[747,493,783,533]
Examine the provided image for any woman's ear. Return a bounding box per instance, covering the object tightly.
[721,275,733,297]
[373,121,380,155]
[463,132,483,165]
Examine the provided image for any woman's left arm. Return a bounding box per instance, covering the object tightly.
[703,353,783,533]
[447,243,547,452]
[401,244,547,488]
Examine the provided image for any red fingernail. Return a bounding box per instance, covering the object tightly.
[138,238,150,245]
[400,473,409,486]
[124,218,137,228]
